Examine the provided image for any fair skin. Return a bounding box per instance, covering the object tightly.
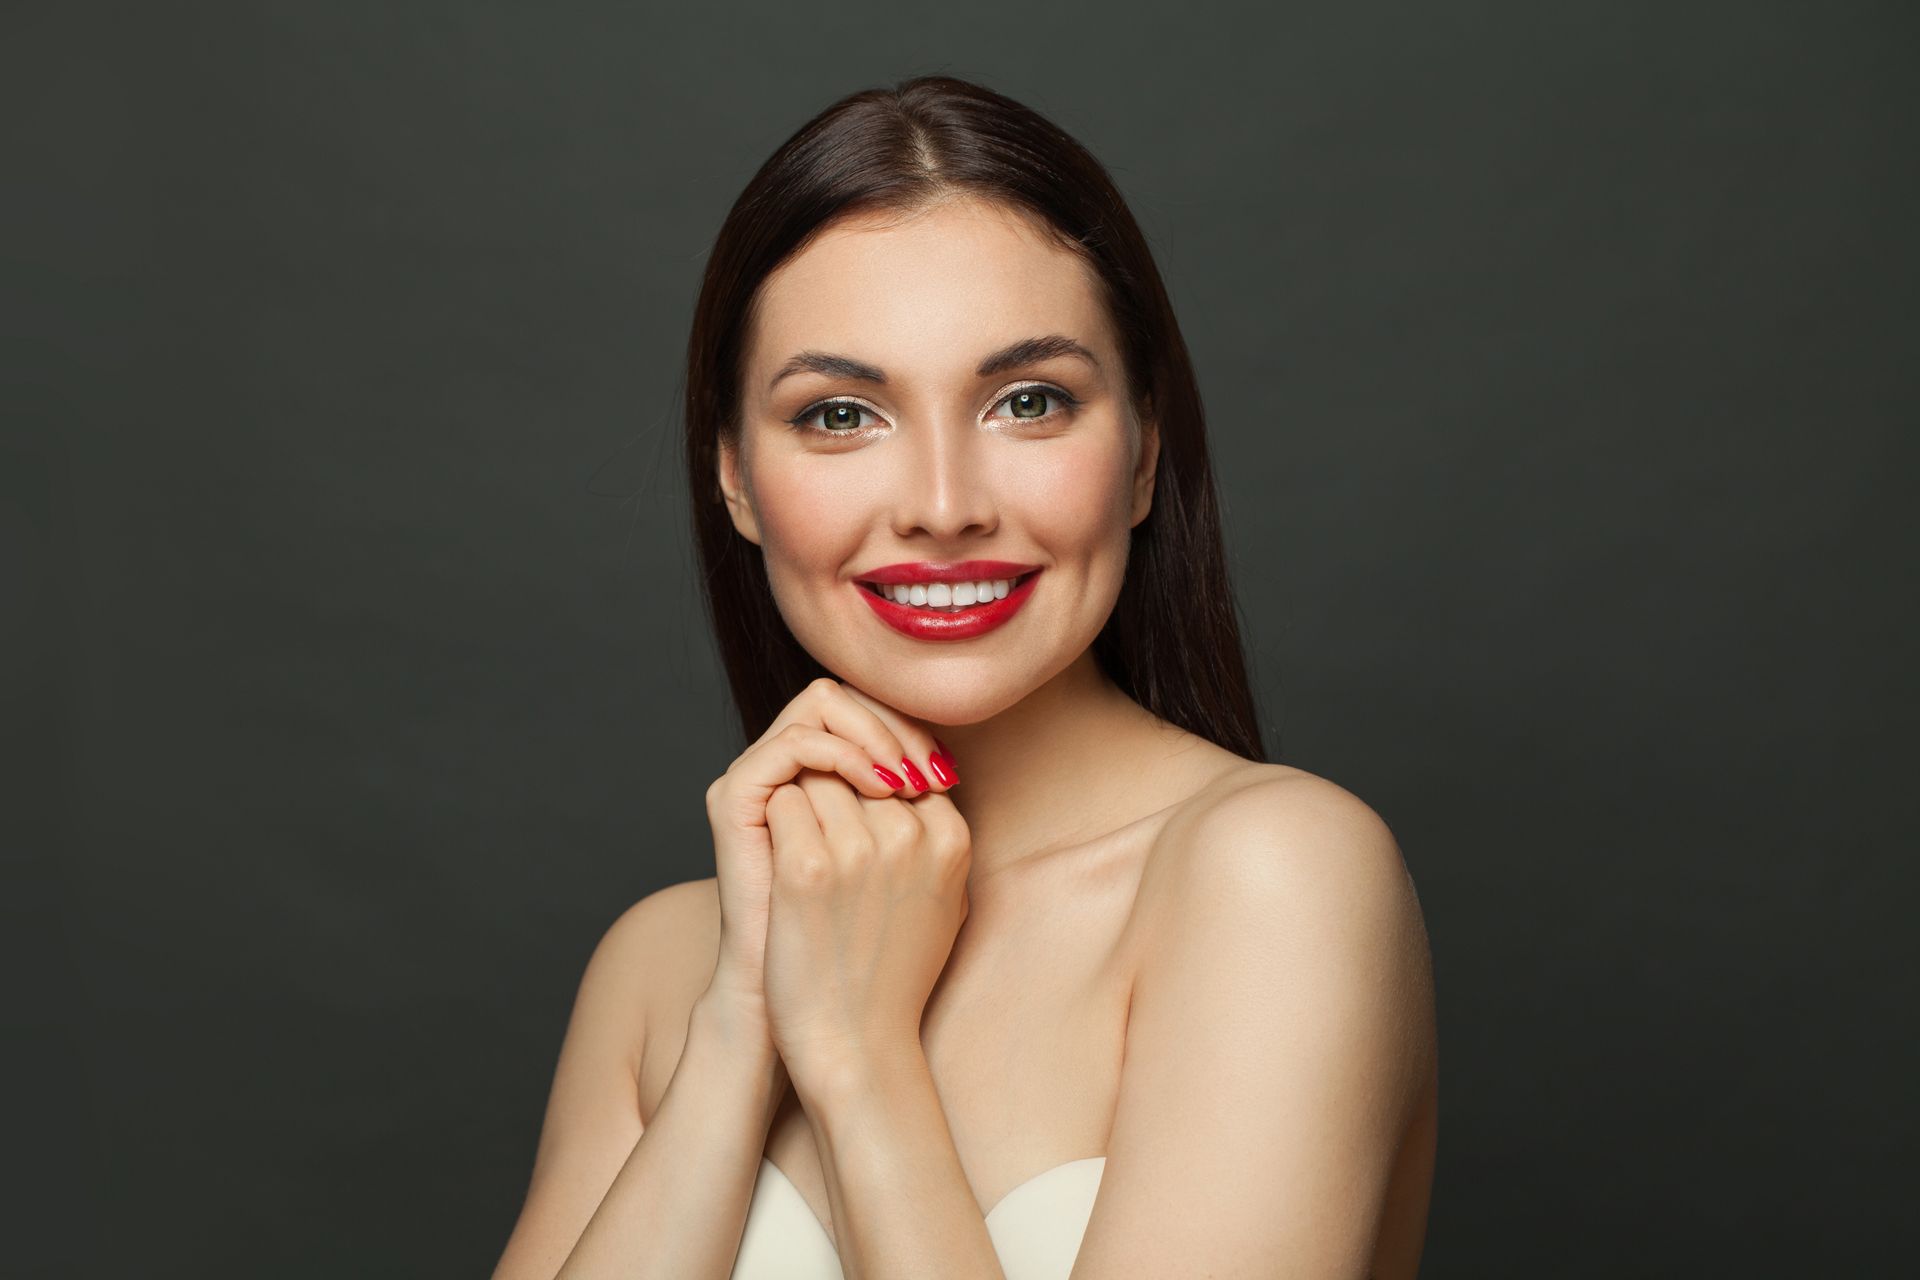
[493,196,1437,1279]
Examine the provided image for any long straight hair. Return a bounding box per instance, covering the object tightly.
[683,75,1267,761]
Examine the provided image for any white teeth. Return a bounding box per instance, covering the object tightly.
[873,576,1025,610]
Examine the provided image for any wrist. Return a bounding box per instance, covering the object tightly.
[692,983,776,1059]
[686,990,789,1133]
[785,1035,927,1114]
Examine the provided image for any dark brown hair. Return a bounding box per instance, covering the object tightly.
[683,74,1266,761]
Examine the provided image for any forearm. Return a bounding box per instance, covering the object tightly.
[556,994,787,1280]
[793,1046,1004,1280]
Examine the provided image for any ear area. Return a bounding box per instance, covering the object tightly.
[716,434,763,545]
[1130,402,1161,528]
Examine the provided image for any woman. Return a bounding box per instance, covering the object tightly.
[494,75,1437,1280]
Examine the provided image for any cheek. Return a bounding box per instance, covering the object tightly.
[748,454,862,561]
[1009,435,1136,555]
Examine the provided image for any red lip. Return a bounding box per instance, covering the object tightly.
[855,569,1041,641]
[854,560,1041,586]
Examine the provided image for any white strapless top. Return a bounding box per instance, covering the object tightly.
[730,1155,1107,1279]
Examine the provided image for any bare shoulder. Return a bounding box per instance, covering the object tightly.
[548,876,720,1090]
[1148,760,1414,891]
[1131,762,1437,1136]
[603,875,720,962]
[490,878,725,1277]
[1089,764,1438,1277]
[1138,762,1432,1001]
[595,876,722,1049]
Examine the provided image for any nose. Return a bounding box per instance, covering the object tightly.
[887,408,998,542]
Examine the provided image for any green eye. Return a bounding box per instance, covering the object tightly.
[787,400,876,434]
[1008,390,1049,418]
[996,383,1081,422]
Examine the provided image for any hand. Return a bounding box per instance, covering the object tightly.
[759,702,969,1087]
[702,677,959,1038]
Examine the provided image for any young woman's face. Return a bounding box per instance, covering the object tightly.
[721,197,1158,726]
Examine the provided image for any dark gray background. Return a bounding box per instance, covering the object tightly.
[13,1,1914,1275]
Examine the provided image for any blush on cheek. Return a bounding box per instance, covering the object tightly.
[748,457,859,567]
[1015,436,1135,548]
[741,454,876,659]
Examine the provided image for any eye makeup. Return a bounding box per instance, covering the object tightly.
[783,381,1083,438]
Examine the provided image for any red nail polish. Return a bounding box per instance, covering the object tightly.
[900,757,929,791]
[873,763,905,789]
[931,738,959,785]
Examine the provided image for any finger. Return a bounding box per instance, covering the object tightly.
[766,782,826,868]
[800,769,925,860]
[761,678,917,795]
[903,790,971,867]
[736,722,901,801]
[856,787,926,854]
[836,683,958,794]
[796,770,879,859]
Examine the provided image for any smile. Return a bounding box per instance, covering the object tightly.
[854,570,1042,640]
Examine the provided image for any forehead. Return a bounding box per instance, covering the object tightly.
[745,199,1110,382]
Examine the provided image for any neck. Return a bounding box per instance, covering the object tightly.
[931,648,1171,888]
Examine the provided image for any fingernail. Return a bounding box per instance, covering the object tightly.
[931,738,959,785]
[899,757,929,791]
[873,763,905,789]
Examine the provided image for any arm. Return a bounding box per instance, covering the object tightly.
[790,1045,1005,1280]
[1069,776,1438,1279]
[555,988,788,1279]
[490,887,790,1280]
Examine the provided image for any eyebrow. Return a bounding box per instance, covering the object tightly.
[766,334,1099,392]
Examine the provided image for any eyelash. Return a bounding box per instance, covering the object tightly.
[784,383,1082,437]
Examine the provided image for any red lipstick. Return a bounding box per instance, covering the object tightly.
[853,562,1043,641]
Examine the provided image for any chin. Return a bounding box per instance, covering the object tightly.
[827,661,1038,726]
